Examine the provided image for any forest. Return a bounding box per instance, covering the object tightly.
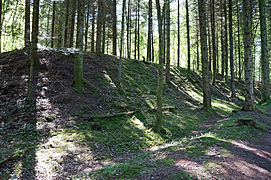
[0,0,271,179]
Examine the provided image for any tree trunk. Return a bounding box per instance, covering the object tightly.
[25,0,30,47]
[198,0,211,109]
[64,0,70,47]
[186,0,191,73]
[84,0,91,51]
[91,1,96,52]
[112,0,117,55]
[118,0,126,80]
[224,0,228,82]
[177,0,180,67]
[51,2,56,48]
[0,0,2,53]
[154,0,164,133]
[165,0,170,83]
[28,0,40,100]
[211,0,216,85]
[229,0,235,98]
[221,0,225,77]
[243,0,254,111]
[237,0,241,80]
[69,0,76,47]
[127,0,131,59]
[137,0,140,60]
[134,2,137,59]
[147,0,152,62]
[96,0,103,53]
[74,0,85,93]
[259,0,270,102]
[102,1,106,54]
[196,15,200,71]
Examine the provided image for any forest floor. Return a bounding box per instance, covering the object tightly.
[0,48,271,180]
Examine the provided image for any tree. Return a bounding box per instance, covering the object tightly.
[165,0,170,83]
[186,0,191,73]
[198,0,211,109]
[91,1,96,52]
[28,0,40,100]
[118,0,126,80]
[25,0,30,47]
[85,0,91,51]
[147,0,152,62]
[51,1,56,48]
[64,0,70,47]
[224,0,228,82]
[229,0,235,98]
[112,0,117,55]
[153,0,164,133]
[211,0,216,84]
[259,0,270,102]
[69,0,76,47]
[96,0,103,53]
[236,0,241,80]
[177,0,180,67]
[242,0,254,111]
[0,0,2,53]
[74,0,85,93]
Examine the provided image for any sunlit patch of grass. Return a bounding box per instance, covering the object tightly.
[166,171,194,180]
[212,99,239,116]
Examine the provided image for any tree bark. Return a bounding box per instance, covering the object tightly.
[64,0,70,47]
[186,0,191,73]
[224,0,228,82]
[211,0,216,85]
[0,0,2,52]
[177,0,180,67]
[84,0,91,51]
[137,0,140,60]
[69,0,76,47]
[74,0,85,93]
[51,2,56,48]
[229,0,235,98]
[165,0,170,83]
[237,0,241,80]
[91,1,96,52]
[243,0,254,111]
[96,0,103,53]
[112,0,117,55]
[198,0,211,109]
[154,0,164,133]
[259,0,270,102]
[118,0,126,80]
[102,1,106,54]
[28,0,40,100]
[147,0,152,62]
[25,0,30,47]
[127,0,131,59]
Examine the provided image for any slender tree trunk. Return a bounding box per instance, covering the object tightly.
[243,0,254,111]
[84,0,90,51]
[237,0,241,80]
[25,0,30,47]
[134,2,138,59]
[118,0,126,80]
[229,0,235,98]
[102,1,106,54]
[91,2,96,52]
[154,0,164,133]
[163,4,166,64]
[259,0,270,102]
[0,0,2,53]
[177,0,180,67]
[28,0,40,100]
[137,0,140,60]
[196,15,200,71]
[198,0,211,109]
[224,0,228,82]
[51,2,56,48]
[74,0,85,93]
[186,0,191,73]
[147,0,152,62]
[127,0,131,58]
[221,0,225,77]
[69,0,76,47]
[211,0,216,84]
[96,0,102,53]
[113,0,117,55]
[64,0,70,47]
[165,0,170,83]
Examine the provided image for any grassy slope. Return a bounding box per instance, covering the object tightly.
[0,50,270,179]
